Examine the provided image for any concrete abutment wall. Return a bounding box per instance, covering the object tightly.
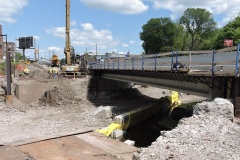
[14,79,89,104]
[87,76,132,99]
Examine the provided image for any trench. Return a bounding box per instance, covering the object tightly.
[88,86,197,148]
[122,105,195,147]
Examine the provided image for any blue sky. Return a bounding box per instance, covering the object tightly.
[0,0,239,59]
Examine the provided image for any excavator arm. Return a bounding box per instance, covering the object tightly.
[64,0,71,66]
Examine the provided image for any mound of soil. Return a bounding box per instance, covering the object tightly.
[39,87,82,106]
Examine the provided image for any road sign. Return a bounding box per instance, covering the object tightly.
[19,36,33,49]
[224,39,233,47]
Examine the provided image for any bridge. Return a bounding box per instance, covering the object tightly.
[88,44,240,117]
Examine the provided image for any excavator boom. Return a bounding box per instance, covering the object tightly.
[65,0,71,65]
[61,0,79,74]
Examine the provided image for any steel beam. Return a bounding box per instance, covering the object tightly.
[101,73,210,97]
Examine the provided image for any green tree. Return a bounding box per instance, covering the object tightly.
[173,23,190,51]
[179,8,216,50]
[15,52,23,61]
[140,18,176,54]
[214,15,240,49]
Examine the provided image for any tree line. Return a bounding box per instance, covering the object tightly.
[140,8,240,55]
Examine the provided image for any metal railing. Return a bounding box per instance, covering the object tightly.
[90,45,240,77]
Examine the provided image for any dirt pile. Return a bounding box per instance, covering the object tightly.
[14,62,49,80]
[38,87,82,107]
[134,98,240,160]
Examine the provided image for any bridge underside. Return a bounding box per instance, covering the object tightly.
[92,70,231,98]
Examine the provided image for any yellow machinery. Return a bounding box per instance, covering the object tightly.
[51,54,60,67]
[61,0,79,73]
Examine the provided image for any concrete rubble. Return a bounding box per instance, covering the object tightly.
[134,98,240,160]
[94,106,113,118]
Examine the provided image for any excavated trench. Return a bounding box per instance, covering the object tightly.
[88,86,197,147]
[123,105,195,147]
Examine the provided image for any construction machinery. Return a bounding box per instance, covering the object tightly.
[61,0,80,74]
[51,54,60,67]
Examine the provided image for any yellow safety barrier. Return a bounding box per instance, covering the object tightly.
[97,122,123,136]
[97,91,181,137]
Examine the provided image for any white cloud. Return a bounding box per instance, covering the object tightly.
[149,0,240,26]
[122,43,129,47]
[48,46,62,52]
[81,0,148,14]
[45,27,65,38]
[45,23,120,51]
[0,0,28,23]
[129,40,136,44]
[70,21,78,27]
[81,23,94,30]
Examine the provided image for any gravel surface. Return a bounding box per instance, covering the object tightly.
[134,98,240,160]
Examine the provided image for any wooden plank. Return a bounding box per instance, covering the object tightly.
[19,135,117,160]
[5,129,93,147]
[0,146,29,160]
[76,132,137,160]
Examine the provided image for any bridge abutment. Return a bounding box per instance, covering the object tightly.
[87,75,132,99]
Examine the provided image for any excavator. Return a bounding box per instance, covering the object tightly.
[61,0,80,74]
[51,54,60,67]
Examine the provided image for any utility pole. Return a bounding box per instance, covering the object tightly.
[0,34,12,104]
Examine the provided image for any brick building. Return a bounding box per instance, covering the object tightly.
[0,24,16,61]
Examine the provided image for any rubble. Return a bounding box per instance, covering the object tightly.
[124,140,135,146]
[94,106,113,118]
[134,98,240,160]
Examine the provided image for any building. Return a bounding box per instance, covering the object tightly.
[0,24,16,61]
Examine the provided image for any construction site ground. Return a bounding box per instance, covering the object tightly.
[0,62,239,160]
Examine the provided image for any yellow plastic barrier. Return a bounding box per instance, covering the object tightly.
[97,122,123,136]
[97,91,181,137]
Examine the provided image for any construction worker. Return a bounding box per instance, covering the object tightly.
[48,67,53,77]
[53,67,58,78]
[23,67,30,78]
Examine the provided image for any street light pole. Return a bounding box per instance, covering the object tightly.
[0,34,12,104]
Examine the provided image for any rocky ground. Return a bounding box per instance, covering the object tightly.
[0,62,239,160]
[134,98,240,160]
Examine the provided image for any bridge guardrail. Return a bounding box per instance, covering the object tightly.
[91,44,240,77]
